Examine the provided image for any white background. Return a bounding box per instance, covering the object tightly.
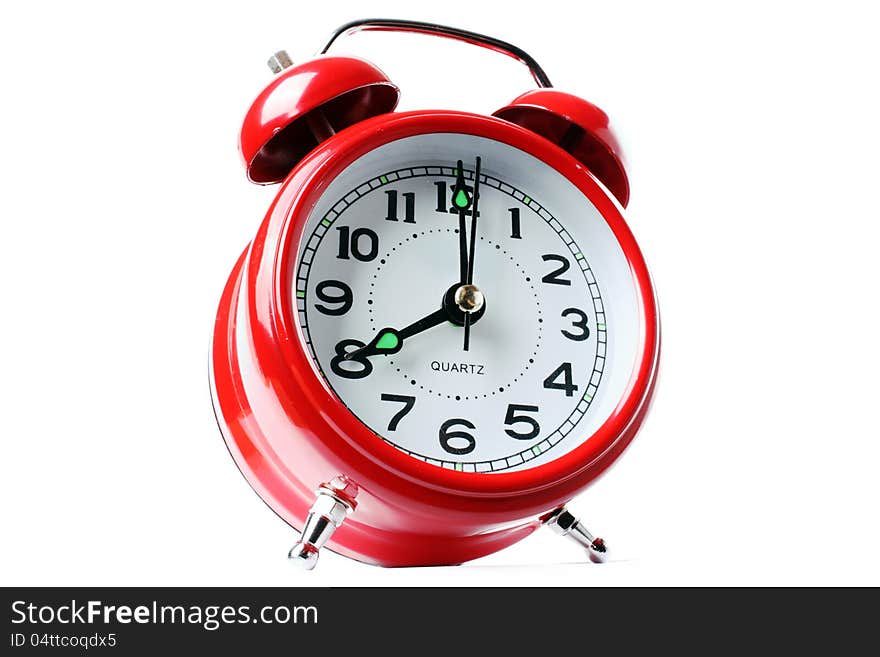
[1,1,878,586]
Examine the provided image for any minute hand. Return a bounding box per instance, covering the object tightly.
[343,308,448,361]
[462,156,483,351]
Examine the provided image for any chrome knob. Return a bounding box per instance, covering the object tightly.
[267,50,294,74]
[289,485,355,570]
[544,506,608,563]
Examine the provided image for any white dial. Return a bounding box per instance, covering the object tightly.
[292,134,640,473]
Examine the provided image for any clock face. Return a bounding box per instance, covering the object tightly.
[292,133,640,473]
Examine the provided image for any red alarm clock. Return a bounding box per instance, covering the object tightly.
[211,19,659,569]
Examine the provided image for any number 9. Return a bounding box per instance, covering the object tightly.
[314,280,353,316]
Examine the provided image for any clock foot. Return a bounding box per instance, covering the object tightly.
[289,485,355,570]
[543,506,608,564]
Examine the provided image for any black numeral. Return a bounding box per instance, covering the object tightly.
[543,362,578,397]
[504,404,540,440]
[336,226,379,261]
[434,181,447,212]
[314,280,353,316]
[330,339,373,379]
[434,180,478,216]
[385,190,416,223]
[380,394,416,431]
[439,418,476,455]
[541,254,571,286]
[561,308,590,341]
[509,207,522,239]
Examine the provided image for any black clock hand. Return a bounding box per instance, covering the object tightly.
[343,307,449,360]
[462,156,482,351]
[452,159,472,284]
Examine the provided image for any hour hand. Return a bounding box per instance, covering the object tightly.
[344,307,448,360]
[452,159,473,284]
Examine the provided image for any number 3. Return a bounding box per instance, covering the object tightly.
[561,307,590,341]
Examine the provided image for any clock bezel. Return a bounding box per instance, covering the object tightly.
[251,110,659,499]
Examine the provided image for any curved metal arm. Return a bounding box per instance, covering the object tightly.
[320,18,553,88]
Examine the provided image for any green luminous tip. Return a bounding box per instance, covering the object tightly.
[453,188,470,209]
[375,331,399,351]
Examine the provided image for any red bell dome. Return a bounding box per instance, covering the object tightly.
[240,55,400,184]
[494,89,630,207]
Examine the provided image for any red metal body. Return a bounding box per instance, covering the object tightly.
[211,110,660,567]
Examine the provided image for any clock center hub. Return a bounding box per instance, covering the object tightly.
[442,281,487,327]
[454,284,484,314]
